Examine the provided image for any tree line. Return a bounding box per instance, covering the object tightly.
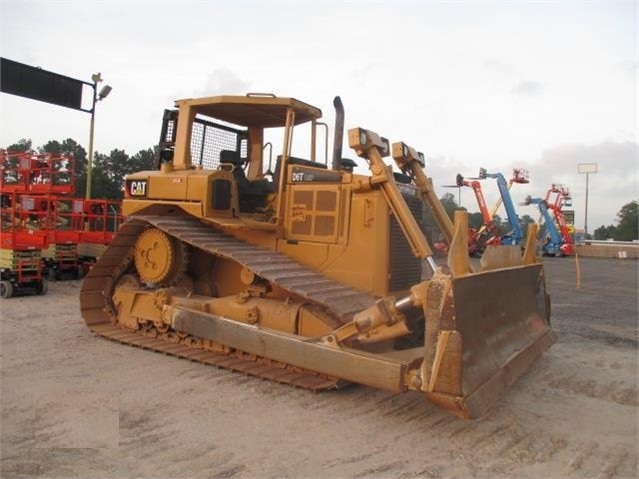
[3,137,637,241]
[593,201,638,241]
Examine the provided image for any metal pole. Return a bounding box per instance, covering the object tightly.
[578,163,597,240]
[85,74,99,200]
[584,172,589,238]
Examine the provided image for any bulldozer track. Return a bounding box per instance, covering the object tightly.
[80,214,377,390]
[89,323,341,390]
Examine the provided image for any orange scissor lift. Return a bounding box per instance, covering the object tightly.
[18,194,86,280]
[0,150,81,295]
[1,149,128,286]
[78,199,124,274]
[0,191,49,297]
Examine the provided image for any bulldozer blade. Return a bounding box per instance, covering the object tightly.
[420,263,556,419]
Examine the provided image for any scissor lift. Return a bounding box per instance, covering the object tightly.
[1,150,85,281]
[0,192,49,297]
[1,150,75,194]
[79,199,124,274]
[34,195,85,280]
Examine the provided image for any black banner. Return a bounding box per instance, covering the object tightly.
[0,57,89,112]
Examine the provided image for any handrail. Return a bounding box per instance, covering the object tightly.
[246,92,277,98]
[262,142,273,177]
[316,122,329,165]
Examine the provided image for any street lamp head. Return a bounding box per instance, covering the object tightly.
[98,85,112,101]
[86,77,112,199]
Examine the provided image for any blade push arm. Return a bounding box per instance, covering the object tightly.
[348,128,436,271]
[390,142,455,244]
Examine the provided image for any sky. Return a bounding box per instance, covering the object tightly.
[1,1,637,232]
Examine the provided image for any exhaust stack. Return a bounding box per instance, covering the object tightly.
[332,96,345,170]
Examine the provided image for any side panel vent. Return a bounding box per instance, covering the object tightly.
[287,187,339,242]
[388,192,425,292]
[212,180,231,210]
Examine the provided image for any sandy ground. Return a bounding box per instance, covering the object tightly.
[1,257,637,479]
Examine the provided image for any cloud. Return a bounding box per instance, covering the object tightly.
[482,59,518,77]
[516,141,639,229]
[535,141,637,178]
[482,59,545,99]
[511,81,544,97]
[197,68,249,97]
[617,60,638,76]
[404,141,638,232]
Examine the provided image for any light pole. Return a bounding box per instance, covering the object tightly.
[85,73,112,199]
[578,163,597,238]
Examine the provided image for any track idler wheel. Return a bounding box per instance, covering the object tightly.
[134,228,187,286]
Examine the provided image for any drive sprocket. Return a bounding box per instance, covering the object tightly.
[134,227,187,286]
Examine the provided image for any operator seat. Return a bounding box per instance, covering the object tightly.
[219,150,274,213]
[220,150,248,185]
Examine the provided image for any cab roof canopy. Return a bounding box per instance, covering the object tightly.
[174,95,323,129]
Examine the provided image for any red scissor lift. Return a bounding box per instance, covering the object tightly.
[79,199,124,274]
[0,191,49,297]
[18,194,86,280]
[1,150,75,194]
[0,150,81,295]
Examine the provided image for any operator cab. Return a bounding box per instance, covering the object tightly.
[156,93,328,215]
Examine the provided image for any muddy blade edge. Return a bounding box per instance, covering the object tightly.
[444,263,556,418]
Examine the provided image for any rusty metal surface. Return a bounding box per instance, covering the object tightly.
[452,262,553,396]
[413,260,556,418]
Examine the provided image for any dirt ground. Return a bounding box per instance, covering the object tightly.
[1,257,637,479]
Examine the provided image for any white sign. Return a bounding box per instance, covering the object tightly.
[578,163,598,174]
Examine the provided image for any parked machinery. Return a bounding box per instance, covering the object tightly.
[0,150,75,194]
[544,184,574,256]
[0,150,75,295]
[80,94,555,419]
[545,183,572,210]
[551,185,575,255]
[476,168,529,246]
[78,199,124,274]
[0,150,86,282]
[18,194,86,280]
[0,192,48,297]
[444,173,501,255]
[550,207,575,256]
[523,195,573,257]
[532,184,575,257]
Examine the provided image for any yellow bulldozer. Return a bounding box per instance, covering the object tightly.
[80,93,555,419]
